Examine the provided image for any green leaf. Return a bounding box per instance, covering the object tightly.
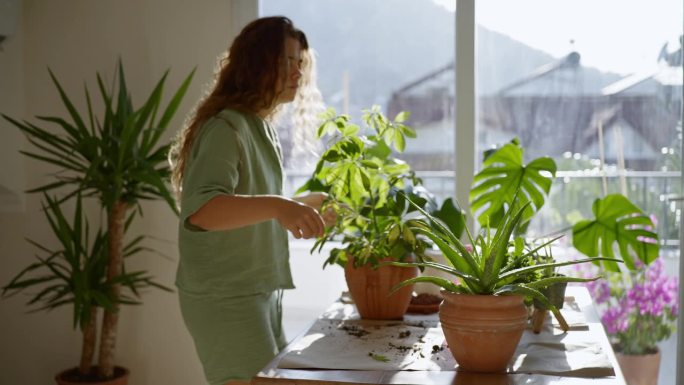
[409,219,479,279]
[157,67,196,130]
[317,107,337,122]
[394,111,409,123]
[48,68,89,137]
[469,139,556,229]
[572,194,659,271]
[398,123,417,138]
[394,129,406,152]
[481,200,530,290]
[383,262,476,290]
[341,122,360,136]
[431,198,466,239]
[366,140,392,160]
[317,120,337,138]
[371,354,390,362]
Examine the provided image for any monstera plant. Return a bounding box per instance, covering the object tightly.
[572,193,659,271]
[470,137,557,232]
[470,138,658,271]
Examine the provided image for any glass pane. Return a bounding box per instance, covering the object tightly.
[476,1,682,384]
[261,0,456,198]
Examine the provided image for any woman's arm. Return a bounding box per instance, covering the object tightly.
[187,194,325,239]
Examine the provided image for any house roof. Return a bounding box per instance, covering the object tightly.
[387,43,682,170]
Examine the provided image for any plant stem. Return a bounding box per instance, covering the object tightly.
[366,169,380,236]
[98,200,128,378]
[79,307,97,376]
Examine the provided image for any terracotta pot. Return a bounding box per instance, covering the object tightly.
[615,349,661,385]
[55,366,129,385]
[439,291,528,373]
[453,371,511,385]
[344,256,418,320]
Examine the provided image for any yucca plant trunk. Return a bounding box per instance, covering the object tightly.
[98,200,128,378]
[79,307,97,376]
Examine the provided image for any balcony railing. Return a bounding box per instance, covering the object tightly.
[284,169,682,247]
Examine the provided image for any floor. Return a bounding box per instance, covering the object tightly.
[282,239,680,385]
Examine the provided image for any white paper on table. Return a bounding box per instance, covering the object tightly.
[280,296,612,376]
[512,326,614,376]
[551,296,588,330]
[278,318,450,371]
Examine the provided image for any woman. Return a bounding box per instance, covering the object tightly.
[169,16,328,385]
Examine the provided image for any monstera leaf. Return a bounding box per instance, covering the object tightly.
[572,194,659,272]
[469,139,557,229]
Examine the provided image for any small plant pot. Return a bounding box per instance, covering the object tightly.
[615,349,661,385]
[531,280,569,333]
[533,280,568,310]
[344,256,418,320]
[439,291,528,372]
[55,366,129,385]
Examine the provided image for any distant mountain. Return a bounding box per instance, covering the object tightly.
[262,0,621,113]
[261,0,618,113]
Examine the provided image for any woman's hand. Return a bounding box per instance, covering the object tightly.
[276,197,325,239]
[293,192,336,227]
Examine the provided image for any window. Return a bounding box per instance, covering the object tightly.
[475,1,681,383]
[261,0,456,197]
[261,1,683,382]
[476,0,683,246]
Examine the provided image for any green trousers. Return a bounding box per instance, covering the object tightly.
[179,290,286,385]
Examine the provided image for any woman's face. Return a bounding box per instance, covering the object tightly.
[275,37,303,105]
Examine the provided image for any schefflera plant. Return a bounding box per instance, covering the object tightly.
[298,105,462,269]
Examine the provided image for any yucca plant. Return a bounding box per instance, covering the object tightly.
[2,194,166,377]
[1,60,194,380]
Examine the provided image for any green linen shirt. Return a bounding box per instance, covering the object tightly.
[176,108,294,297]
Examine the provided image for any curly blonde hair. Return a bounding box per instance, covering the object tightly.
[169,16,321,200]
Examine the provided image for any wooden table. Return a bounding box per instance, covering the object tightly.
[252,286,626,385]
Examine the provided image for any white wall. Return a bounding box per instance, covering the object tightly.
[0,0,25,212]
[0,1,259,384]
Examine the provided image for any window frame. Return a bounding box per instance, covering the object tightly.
[250,1,684,380]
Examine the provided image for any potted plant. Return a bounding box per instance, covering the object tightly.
[471,139,661,329]
[297,106,462,320]
[1,61,194,384]
[387,138,660,372]
[576,249,678,385]
[471,137,570,332]
[524,242,569,333]
[387,194,616,372]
